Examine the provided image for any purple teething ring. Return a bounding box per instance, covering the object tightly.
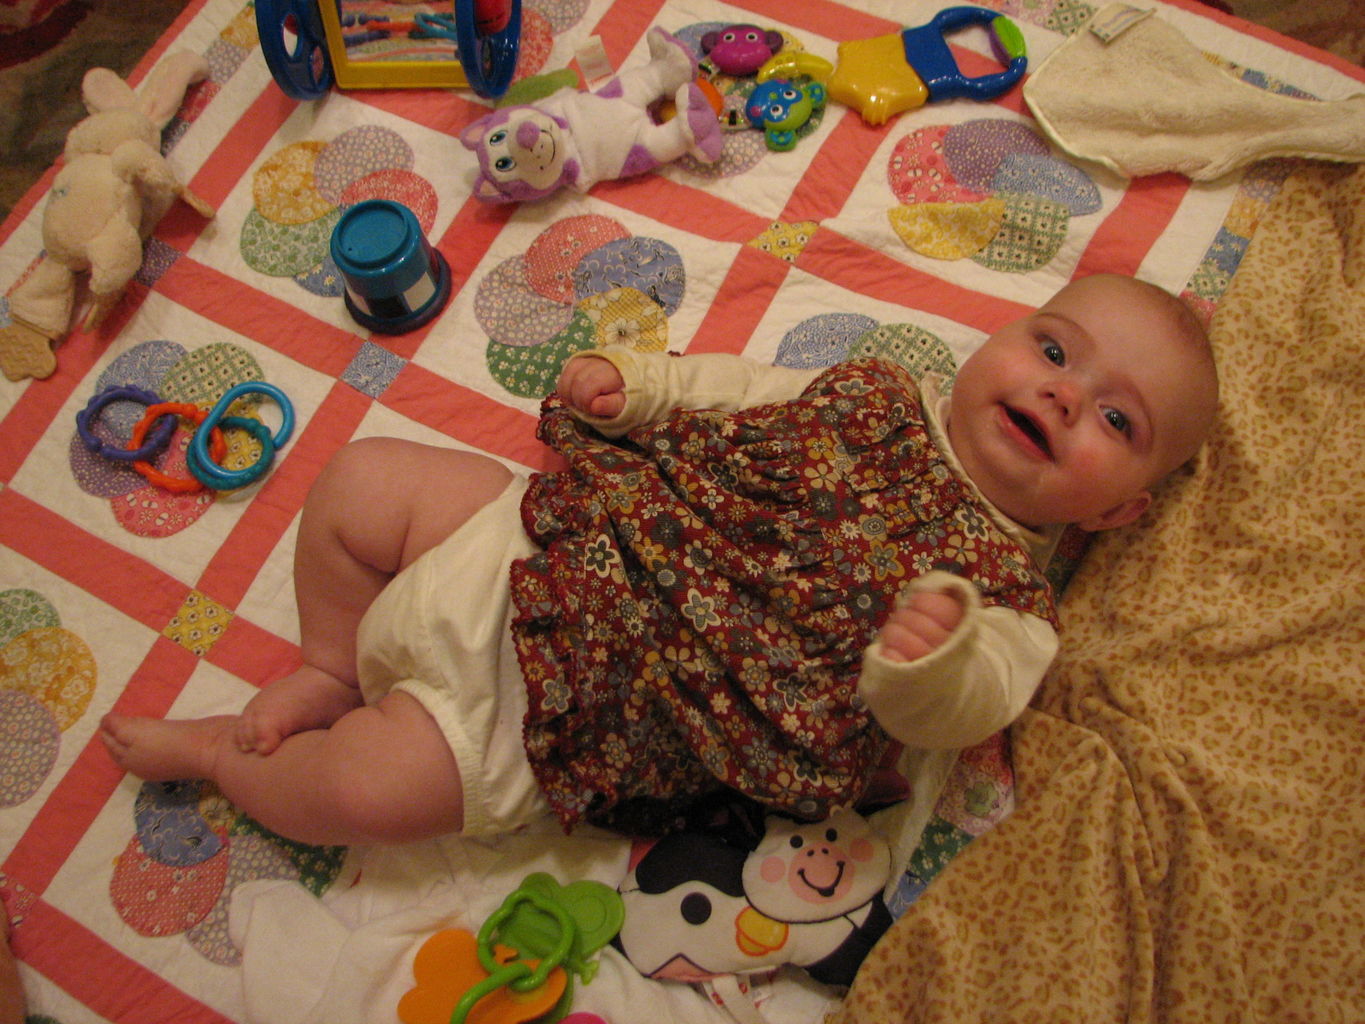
[76,385,176,463]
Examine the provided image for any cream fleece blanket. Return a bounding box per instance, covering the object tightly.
[1023,4,1365,180]
[830,162,1365,1022]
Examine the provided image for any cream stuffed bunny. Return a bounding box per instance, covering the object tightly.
[0,50,214,381]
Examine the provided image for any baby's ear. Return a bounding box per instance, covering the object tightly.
[1079,491,1151,532]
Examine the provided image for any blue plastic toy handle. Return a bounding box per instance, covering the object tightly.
[901,4,1027,103]
[452,0,522,99]
[255,0,333,100]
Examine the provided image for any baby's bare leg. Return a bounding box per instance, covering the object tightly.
[237,437,513,754]
[101,438,513,841]
[102,691,464,845]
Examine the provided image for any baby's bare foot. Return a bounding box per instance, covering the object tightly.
[100,714,237,783]
[236,666,361,755]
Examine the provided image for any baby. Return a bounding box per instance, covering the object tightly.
[101,274,1218,844]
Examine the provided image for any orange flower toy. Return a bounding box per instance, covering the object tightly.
[398,873,623,1024]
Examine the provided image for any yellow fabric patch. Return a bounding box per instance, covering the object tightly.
[164,590,234,657]
[749,221,819,263]
[1223,193,1268,239]
[221,4,259,49]
[0,626,95,731]
[578,287,668,352]
[219,413,266,474]
[888,199,1007,260]
[253,141,332,226]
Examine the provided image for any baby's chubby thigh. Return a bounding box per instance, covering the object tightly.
[354,476,550,835]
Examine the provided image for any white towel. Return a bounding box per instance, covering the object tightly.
[1023,3,1365,180]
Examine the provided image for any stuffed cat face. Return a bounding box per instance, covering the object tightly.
[460,106,579,203]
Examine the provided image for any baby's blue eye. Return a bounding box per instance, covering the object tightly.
[1042,341,1064,365]
[1104,408,1130,434]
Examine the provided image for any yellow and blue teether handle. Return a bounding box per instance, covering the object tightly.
[902,5,1027,102]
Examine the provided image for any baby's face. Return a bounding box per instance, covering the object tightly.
[945,276,1216,531]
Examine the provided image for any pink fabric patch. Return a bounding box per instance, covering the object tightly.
[110,830,230,937]
[888,125,988,205]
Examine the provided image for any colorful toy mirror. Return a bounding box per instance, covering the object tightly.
[255,0,521,99]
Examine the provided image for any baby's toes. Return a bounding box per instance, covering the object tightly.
[234,715,261,753]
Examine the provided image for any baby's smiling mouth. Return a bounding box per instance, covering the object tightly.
[1004,406,1053,459]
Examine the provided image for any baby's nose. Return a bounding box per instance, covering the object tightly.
[1043,378,1081,421]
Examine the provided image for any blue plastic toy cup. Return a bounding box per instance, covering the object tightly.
[330,200,452,334]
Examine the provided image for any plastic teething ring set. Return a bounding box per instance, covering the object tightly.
[77,382,295,494]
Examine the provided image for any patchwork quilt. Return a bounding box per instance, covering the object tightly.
[1,0,1361,1021]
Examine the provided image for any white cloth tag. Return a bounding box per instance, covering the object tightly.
[575,35,614,83]
[1089,4,1155,43]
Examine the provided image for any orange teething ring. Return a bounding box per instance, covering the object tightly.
[128,403,228,494]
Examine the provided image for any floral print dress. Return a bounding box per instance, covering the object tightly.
[510,358,1056,834]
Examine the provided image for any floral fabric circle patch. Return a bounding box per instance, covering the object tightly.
[578,287,668,351]
[886,118,1101,271]
[479,217,685,397]
[775,313,879,368]
[241,126,436,299]
[0,690,59,808]
[110,780,345,965]
[0,590,94,809]
[850,323,958,383]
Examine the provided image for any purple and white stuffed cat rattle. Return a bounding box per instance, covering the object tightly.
[460,28,723,203]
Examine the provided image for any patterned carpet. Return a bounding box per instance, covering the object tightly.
[0,0,1362,226]
[0,0,186,225]
[1228,0,1365,65]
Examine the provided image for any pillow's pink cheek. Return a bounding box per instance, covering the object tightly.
[761,855,786,884]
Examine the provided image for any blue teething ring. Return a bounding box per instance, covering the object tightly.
[76,385,177,463]
[254,0,333,100]
[452,0,522,99]
[186,416,278,490]
[187,382,295,490]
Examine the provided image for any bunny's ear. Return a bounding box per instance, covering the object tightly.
[81,68,136,115]
[135,51,211,130]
